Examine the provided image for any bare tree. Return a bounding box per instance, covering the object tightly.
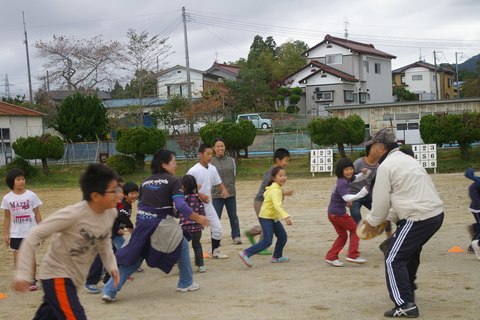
[35,35,124,91]
[122,29,172,125]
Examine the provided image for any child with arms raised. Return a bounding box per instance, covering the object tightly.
[325,157,370,267]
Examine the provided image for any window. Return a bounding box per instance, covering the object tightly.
[0,129,9,140]
[315,92,333,102]
[448,78,453,87]
[326,54,342,65]
[397,123,418,131]
[401,76,406,84]
[363,61,369,73]
[412,75,423,81]
[397,123,408,131]
[344,90,354,102]
[359,92,368,103]
[374,63,381,74]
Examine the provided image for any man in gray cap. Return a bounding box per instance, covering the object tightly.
[362,128,444,318]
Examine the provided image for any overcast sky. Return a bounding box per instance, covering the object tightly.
[1,0,479,99]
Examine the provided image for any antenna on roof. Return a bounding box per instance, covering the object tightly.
[344,17,349,40]
[419,48,422,61]
[214,49,218,63]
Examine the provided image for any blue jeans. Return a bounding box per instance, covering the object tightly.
[349,195,372,224]
[112,235,125,250]
[213,196,240,239]
[102,237,193,298]
[244,218,287,259]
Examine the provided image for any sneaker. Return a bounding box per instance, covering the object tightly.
[84,284,100,293]
[271,257,290,263]
[325,259,344,267]
[244,229,255,245]
[258,249,272,255]
[29,281,38,291]
[198,265,206,273]
[346,257,366,264]
[238,250,253,268]
[471,240,480,260]
[135,267,144,273]
[102,294,117,303]
[384,302,419,317]
[127,276,134,281]
[233,237,242,245]
[176,283,200,292]
[211,251,229,259]
[467,246,475,254]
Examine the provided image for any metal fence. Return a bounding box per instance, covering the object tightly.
[0,132,322,166]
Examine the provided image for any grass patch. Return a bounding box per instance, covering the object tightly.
[0,147,478,188]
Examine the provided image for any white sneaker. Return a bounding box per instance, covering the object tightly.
[101,294,117,302]
[198,265,206,273]
[346,257,367,264]
[176,283,200,292]
[233,237,242,245]
[325,259,344,267]
[471,240,480,260]
[211,251,229,259]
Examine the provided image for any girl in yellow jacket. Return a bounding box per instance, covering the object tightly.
[238,167,292,267]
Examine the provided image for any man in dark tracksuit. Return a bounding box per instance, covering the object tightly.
[362,128,444,318]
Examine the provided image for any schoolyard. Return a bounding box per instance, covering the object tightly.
[0,173,477,319]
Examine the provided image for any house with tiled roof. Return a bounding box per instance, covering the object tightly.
[284,34,396,116]
[205,62,241,81]
[0,101,46,165]
[392,61,456,100]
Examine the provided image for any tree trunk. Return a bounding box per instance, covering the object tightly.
[41,158,50,175]
[337,143,346,158]
[135,153,146,171]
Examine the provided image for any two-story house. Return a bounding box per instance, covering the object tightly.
[284,34,396,116]
[392,61,456,100]
[157,65,206,99]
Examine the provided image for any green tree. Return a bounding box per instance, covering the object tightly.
[12,133,64,175]
[420,112,480,159]
[199,119,256,158]
[1,95,27,106]
[460,61,480,98]
[394,87,417,101]
[52,92,109,142]
[115,126,165,170]
[223,68,271,113]
[150,95,189,131]
[273,40,308,79]
[308,115,365,158]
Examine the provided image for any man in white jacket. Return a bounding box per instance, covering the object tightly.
[362,128,444,318]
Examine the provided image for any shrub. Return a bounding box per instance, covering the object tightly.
[286,105,300,113]
[222,117,234,123]
[106,154,136,175]
[6,156,38,177]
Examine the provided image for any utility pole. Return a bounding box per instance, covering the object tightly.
[182,7,194,133]
[433,51,439,100]
[455,52,462,98]
[23,12,34,104]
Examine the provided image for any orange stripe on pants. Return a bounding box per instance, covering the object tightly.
[54,278,76,320]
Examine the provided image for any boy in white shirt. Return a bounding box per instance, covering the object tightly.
[187,143,230,258]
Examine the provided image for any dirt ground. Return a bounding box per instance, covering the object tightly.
[0,173,478,319]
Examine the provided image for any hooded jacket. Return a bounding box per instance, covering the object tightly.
[258,182,290,221]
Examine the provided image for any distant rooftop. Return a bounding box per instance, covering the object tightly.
[0,101,46,116]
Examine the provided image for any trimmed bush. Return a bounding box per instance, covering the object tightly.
[6,156,38,177]
[106,154,136,175]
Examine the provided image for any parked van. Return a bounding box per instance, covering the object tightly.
[236,113,272,129]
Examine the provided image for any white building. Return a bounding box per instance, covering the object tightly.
[157,65,205,99]
[284,34,396,116]
[0,101,46,165]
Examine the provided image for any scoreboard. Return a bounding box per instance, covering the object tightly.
[412,144,437,169]
[310,149,333,174]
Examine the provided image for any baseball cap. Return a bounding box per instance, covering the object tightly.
[363,128,397,146]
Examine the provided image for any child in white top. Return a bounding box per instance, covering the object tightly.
[187,143,230,259]
[2,168,42,291]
